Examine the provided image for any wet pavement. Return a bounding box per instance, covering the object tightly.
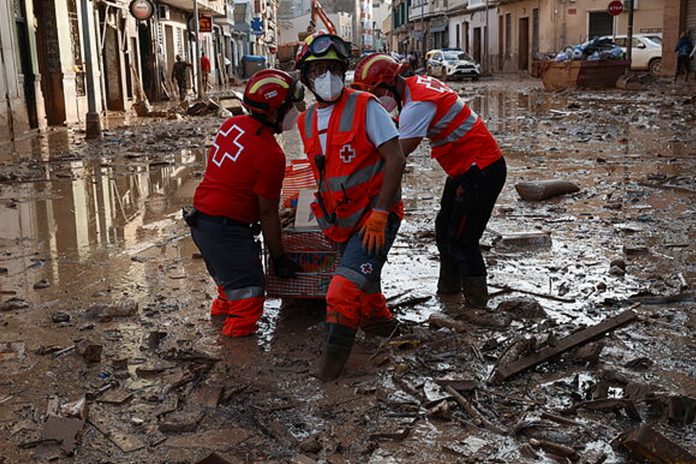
[1,76,695,463]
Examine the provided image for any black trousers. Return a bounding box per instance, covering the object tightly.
[435,157,507,277]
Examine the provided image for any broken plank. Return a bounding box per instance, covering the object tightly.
[629,291,695,305]
[621,424,696,464]
[489,284,576,303]
[444,385,507,434]
[493,309,637,382]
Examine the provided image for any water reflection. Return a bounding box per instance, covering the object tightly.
[0,149,203,290]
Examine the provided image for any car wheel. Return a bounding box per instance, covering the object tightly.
[472,75,479,81]
[648,58,662,76]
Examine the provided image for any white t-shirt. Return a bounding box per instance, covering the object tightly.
[398,87,437,139]
[316,99,399,154]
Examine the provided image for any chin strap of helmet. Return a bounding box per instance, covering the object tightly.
[379,83,402,113]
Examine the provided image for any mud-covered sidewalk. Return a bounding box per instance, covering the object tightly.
[1,77,695,464]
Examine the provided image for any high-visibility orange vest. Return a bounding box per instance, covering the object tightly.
[405,75,502,177]
[298,89,403,243]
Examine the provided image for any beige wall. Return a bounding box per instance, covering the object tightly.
[498,0,665,73]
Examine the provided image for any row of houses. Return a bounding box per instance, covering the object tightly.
[383,0,696,76]
[1,0,280,143]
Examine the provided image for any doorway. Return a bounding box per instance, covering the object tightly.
[35,0,67,125]
[464,22,470,54]
[15,0,38,128]
[473,27,482,64]
[103,24,124,110]
[518,17,529,71]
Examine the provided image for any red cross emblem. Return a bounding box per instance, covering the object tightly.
[339,144,356,163]
[211,124,245,167]
[416,75,452,94]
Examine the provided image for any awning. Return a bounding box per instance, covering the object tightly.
[430,25,447,33]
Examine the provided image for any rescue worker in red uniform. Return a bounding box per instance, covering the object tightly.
[352,53,506,308]
[186,69,303,337]
[295,34,407,381]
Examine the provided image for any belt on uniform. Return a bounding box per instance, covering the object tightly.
[196,211,251,228]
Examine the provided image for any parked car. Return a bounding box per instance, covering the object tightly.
[426,49,480,81]
[599,34,663,75]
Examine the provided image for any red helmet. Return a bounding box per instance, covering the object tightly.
[352,53,402,92]
[243,69,304,118]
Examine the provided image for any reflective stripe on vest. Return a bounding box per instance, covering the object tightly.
[314,200,373,231]
[225,286,264,301]
[428,98,466,139]
[304,105,316,138]
[318,159,386,194]
[431,110,479,148]
[339,93,358,132]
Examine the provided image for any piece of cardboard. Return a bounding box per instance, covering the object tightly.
[294,189,319,229]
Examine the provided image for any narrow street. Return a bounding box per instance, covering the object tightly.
[1,76,695,463]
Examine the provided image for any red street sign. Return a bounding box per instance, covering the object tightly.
[608,0,623,16]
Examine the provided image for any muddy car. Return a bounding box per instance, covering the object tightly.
[426,49,480,81]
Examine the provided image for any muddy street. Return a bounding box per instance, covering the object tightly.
[1,77,695,464]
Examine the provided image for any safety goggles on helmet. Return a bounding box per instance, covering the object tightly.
[308,34,350,61]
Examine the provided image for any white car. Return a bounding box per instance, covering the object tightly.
[601,34,663,75]
[426,49,480,81]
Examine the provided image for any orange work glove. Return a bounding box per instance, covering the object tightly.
[360,209,389,256]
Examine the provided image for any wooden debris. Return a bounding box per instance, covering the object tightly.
[392,295,431,311]
[629,291,695,305]
[490,284,576,303]
[52,344,76,358]
[620,424,696,464]
[97,389,133,405]
[194,452,234,464]
[35,416,84,458]
[444,385,507,434]
[493,309,638,382]
[494,232,552,251]
[515,179,580,201]
[428,312,467,332]
[369,417,419,441]
[528,438,580,462]
[76,340,103,363]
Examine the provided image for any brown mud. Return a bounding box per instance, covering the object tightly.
[1,76,695,463]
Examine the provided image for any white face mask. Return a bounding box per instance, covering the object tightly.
[281,106,299,132]
[379,96,398,113]
[311,71,344,102]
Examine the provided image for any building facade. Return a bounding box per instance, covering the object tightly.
[496,0,665,73]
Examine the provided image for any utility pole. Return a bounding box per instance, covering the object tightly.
[193,0,202,100]
[483,0,489,74]
[626,0,635,64]
[420,0,425,68]
[81,0,101,138]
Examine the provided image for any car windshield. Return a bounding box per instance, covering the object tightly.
[444,51,472,61]
[644,36,662,45]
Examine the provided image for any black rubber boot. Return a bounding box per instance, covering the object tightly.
[462,276,489,308]
[362,318,400,338]
[317,323,357,382]
[437,257,461,295]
